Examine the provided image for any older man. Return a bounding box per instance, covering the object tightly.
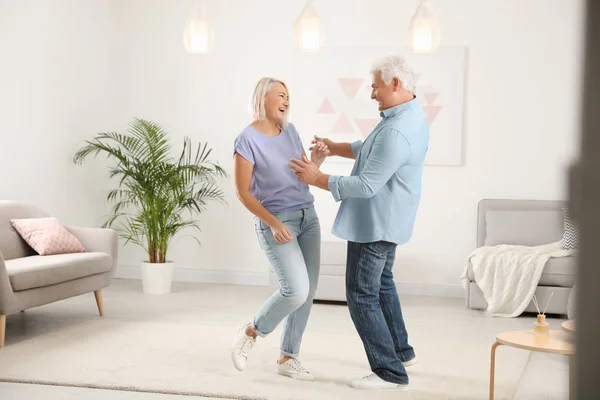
[289,55,429,391]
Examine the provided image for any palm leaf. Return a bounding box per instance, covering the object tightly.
[74,118,228,263]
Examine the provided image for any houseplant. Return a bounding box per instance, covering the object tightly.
[73,118,227,294]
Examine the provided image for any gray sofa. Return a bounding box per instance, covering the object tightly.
[465,199,577,316]
[0,201,118,347]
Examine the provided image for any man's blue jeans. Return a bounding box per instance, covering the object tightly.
[346,240,415,384]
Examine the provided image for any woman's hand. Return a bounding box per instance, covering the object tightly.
[236,154,293,244]
[269,220,293,243]
[310,136,331,166]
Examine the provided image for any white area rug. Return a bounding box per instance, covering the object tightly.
[0,281,537,400]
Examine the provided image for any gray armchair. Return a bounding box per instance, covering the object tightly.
[0,201,118,347]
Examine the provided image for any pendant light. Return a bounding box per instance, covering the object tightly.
[294,0,324,51]
[408,0,441,53]
[183,2,215,54]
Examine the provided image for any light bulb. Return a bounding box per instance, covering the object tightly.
[408,0,441,53]
[294,0,324,51]
[183,4,215,54]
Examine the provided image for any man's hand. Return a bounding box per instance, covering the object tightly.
[310,135,333,151]
[288,155,331,191]
[310,135,356,160]
[289,155,321,185]
[309,136,330,166]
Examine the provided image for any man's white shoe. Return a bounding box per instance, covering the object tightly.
[402,356,418,367]
[349,373,409,391]
[277,358,315,381]
[231,324,256,371]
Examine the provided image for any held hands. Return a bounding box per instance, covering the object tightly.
[270,219,293,244]
[310,135,332,148]
[309,135,331,166]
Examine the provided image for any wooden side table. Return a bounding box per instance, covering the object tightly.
[490,330,575,400]
[562,319,575,334]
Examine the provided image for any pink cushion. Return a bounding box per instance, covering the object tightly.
[10,217,87,256]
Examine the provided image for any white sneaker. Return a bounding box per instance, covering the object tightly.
[403,356,418,367]
[231,324,256,371]
[277,358,315,381]
[349,373,409,391]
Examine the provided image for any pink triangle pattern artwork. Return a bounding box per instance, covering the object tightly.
[424,106,442,125]
[354,118,380,138]
[422,90,442,125]
[414,73,422,84]
[332,114,354,133]
[338,78,364,100]
[317,97,335,114]
[424,92,439,105]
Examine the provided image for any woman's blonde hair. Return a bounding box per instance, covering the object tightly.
[251,77,288,127]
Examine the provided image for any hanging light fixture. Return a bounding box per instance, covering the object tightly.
[408,0,441,53]
[183,2,215,54]
[294,0,324,51]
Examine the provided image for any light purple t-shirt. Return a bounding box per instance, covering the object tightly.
[233,123,314,213]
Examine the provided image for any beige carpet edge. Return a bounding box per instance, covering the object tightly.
[0,377,267,400]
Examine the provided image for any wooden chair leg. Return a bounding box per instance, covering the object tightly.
[490,341,502,400]
[0,314,6,348]
[94,290,104,317]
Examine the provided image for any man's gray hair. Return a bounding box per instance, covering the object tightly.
[251,77,288,126]
[370,55,416,94]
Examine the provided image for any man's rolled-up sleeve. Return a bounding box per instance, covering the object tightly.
[328,175,342,202]
[327,129,411,202]
[350,140,363,158]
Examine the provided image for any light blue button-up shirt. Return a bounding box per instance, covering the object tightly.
[328,97,429,245]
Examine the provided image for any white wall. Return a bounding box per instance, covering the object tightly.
[0,0,123,226]
[1,0,585,295]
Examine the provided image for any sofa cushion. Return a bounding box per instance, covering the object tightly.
[321,241,347,265]
[539,257,577,287]
[466,255,576,288]
[484,210,564,247]
[319,241,347,277]
[11,217,87,256]
[5,252,112,291]
[320,264,346,276]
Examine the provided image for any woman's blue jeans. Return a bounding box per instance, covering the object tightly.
[252,207,320,358]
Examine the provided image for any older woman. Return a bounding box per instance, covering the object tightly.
[231,77,328,381]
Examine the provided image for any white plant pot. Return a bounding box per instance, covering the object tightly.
[141,261,174,294]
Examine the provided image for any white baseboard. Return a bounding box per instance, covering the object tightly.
[115,265,463,298]
[115,265,268,286]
